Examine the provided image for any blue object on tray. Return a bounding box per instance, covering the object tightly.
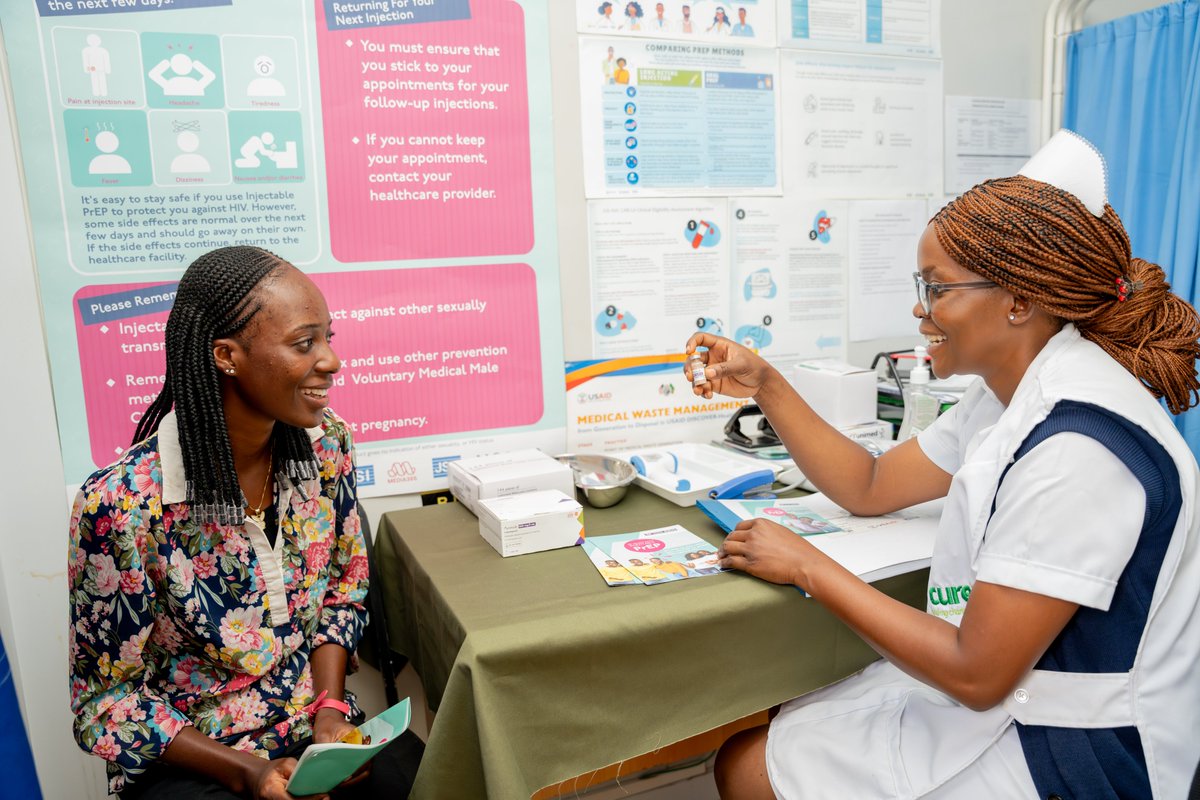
[707,469,776,500]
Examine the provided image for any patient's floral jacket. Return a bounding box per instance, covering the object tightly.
[68,409,368,794]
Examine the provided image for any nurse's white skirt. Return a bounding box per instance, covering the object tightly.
[766,660,1039,800]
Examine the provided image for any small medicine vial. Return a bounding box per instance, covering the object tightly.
[689,354,708,386]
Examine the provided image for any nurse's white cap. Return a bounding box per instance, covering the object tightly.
[1017,129,1108,218]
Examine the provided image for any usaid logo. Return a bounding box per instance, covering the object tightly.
[387,461,417,484]
[355,465,376,487]
[432,455,461,478]
[576,391,613,405]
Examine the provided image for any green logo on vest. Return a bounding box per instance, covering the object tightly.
[928,584,972,605]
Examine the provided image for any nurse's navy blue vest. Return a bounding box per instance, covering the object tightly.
[990,400,1180,800]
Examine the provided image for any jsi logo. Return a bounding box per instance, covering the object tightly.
[928,584,972,606]
[355,465,375,487]
[432,455,461,478]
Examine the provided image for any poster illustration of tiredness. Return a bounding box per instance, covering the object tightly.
[2,0,565,496]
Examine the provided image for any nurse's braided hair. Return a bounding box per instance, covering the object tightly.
[131,246,319,525]
[932,176,1200,414]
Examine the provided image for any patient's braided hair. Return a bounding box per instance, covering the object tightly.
[131,246,320,525]
[932,175,1200,414]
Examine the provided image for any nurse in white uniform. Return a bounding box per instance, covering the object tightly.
[686,130,1200,800]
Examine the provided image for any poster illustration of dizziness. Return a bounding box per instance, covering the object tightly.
[2,0,566,496]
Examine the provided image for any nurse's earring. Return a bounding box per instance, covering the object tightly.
[1009,314,1016,321]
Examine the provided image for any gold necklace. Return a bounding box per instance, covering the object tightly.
[245,456,273,529]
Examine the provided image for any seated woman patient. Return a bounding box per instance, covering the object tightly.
[68,246,422,799]
[690,132,1200,799]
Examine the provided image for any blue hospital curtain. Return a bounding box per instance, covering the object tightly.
[0,631,41,798]
[1063,0,1200,450]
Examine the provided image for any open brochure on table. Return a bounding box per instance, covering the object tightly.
[700,494,941,583]
[584,525,722,586]
[286,698,411,796]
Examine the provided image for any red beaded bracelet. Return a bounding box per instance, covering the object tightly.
[303,690,350,720]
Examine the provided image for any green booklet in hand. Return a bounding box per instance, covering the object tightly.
[286,698,412,796]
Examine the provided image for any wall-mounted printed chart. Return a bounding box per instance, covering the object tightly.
[3,0,566,496]
[579,36,781,198]
[847,198,928,341]
[780,50,942,198]
[588,198,731,356]
[730,196,849,365]
[577,0,779,48]
[778,0,941,57]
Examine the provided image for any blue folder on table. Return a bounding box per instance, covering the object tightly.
[696,498,844,536]
[696,498,744,532]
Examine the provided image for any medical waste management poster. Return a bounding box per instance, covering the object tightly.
[1,0,566,495]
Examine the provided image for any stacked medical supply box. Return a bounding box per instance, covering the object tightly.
[446,449,577,516]
[477,490,585,557]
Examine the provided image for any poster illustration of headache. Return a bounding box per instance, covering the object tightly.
[3,0,565,495]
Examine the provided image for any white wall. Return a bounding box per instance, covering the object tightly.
[0,40,109,800]
[0,2,1155,795]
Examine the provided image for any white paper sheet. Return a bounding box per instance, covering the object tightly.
[589,198,731,355]
[578,0,779,48]
[579,37,782,197]
[730,197,849,364]
[778,0,941,57]
[781,50,943,198]
[847,199,927,341]
[800,494,940,582]
[944,95,1041,195]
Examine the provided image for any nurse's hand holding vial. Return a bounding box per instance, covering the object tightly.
[684,332,777,400]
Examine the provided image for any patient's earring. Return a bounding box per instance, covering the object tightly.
[1009,314,1016,321]
[225,368,235,375]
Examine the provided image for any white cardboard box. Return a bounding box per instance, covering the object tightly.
[477,490,585,557]
[447,449,576,517]
[841,419,894,443]
[791,360,877,428]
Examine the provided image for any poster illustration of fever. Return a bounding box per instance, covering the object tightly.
[591,526,722,585]
[0,0,567,496]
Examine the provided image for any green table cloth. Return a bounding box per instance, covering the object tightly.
[374,486,929,799]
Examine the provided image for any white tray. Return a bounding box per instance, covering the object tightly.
[612,443,785,507]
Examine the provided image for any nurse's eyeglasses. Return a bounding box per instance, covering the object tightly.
[913,272,996,315]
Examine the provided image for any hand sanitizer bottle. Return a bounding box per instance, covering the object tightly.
[898,345,939,440]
